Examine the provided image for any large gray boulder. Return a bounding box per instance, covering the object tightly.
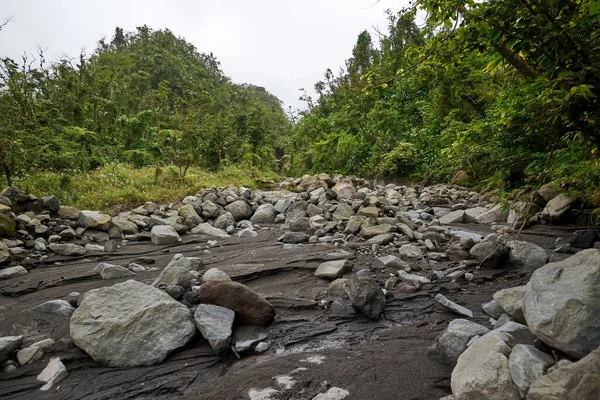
[70,280,195,367]
[194,304,234,353]
[464,207,488,223]
[526,346,600,400]
[343,215,363,234]
[523,249,600,359]
[451,331,520,400]
[332,203,354,221]
[201,200,220,219]
[201,268,231,283]
[285,200,308,223]
[428,319,490,366]
[506,240,548,269]
[537,183,561,202]
[398,244,423,259]
[225,200,252,221]
[150,225,180,245]
[250,204,278,224]
[278,232,308,244]
[508,344,555,398]
[344,274,385,320]
[289,216,310,232]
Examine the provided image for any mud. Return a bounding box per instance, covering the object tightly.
[0,223,575,400]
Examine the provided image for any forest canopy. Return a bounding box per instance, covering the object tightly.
[0,26,289,185]
[1,0,600,206]
[289,0,600,199]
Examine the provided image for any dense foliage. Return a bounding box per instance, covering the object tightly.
[290,0,600,199]
[0,26,289,186]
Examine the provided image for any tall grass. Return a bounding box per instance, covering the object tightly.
[9,164,279,213]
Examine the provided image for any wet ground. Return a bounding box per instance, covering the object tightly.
[0,223,576,400]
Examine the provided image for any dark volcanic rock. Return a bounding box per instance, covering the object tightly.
[570,229,598,249]
[344,274,385,320]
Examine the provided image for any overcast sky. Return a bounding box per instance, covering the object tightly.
[0,0,405,109]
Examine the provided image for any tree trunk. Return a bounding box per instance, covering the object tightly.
[2,162,12,187]
[494,39,539,80]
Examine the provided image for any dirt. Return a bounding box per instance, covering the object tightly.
[0,223,576,400]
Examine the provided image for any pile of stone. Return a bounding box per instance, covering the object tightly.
[0,174,589,280]
[429,249,600,399]
[278,176,553,315]
[0,184,284,275]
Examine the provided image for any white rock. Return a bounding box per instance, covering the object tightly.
[191,223,230,238]
[397,270,430,286]
[315,260,354,280]
[435,294,473,318]
[36,300,76,316]
[37,357,68,391]
[312,387,350,400]
[202,268,231,283]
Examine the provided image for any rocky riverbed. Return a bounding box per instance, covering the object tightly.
[0,175,598,399]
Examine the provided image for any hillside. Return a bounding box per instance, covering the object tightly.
[0,26,289,188]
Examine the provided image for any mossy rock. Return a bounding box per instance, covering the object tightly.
[0,213,16,238]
